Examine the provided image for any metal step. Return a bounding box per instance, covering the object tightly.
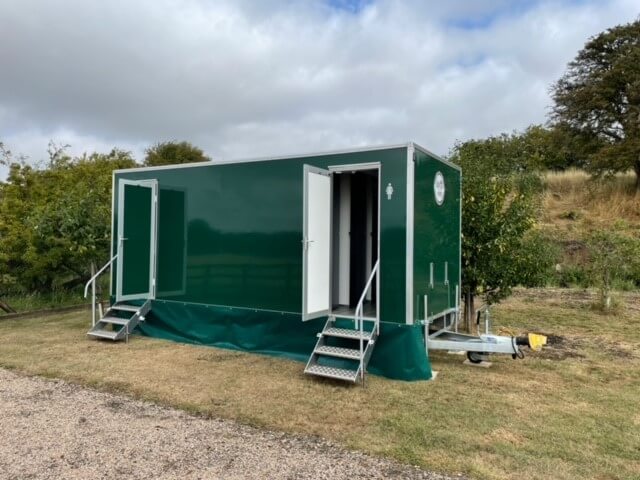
[87,299,151,342]
[323,326,372,341]
[305,317,378,384]
[304,364,359,382]
[110,304,140,313]
[314,345,361,360]
[87,329,120,340]
[100,316,129,326]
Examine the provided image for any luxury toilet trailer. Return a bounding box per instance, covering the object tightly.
[98,143,461,381]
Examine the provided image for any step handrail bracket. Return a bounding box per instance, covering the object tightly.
[356,259,379,385]
[84,254,118,327]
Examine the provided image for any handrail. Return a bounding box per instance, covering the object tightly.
[84,254,118,327]
[355,259,380,384]
[84,254,118,298]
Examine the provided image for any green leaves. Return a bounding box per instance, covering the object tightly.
[144,141,210,166]
[551,19,640,189]
[587,227,640,309]
[0,148,136,292]
[450,136,554,306]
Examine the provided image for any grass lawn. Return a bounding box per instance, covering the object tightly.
[0,288,638,480]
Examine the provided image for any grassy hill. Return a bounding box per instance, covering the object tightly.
[539,170,640,290]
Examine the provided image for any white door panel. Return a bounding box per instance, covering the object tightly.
[302,165,332,320]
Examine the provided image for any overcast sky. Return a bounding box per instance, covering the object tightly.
[0,0,638,176]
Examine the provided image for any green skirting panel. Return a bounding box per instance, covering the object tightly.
[136,300,432,381]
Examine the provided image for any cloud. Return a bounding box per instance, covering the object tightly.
[0,0,637,174]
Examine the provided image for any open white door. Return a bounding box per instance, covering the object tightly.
[302,165,332,321]
[116,179,158,302]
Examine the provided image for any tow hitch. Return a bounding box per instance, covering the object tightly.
[425,304,547,362]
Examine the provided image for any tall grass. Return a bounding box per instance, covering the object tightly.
[540,169,640,290]
[542,169,640,227]
[0,289,86,315]
[0,271,109,315]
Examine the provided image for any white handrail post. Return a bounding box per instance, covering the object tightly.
[359,304,364,384]
[90,262,96,327]
[455,284,459,333]
[84,254,118,327]
[354,259,379,386]
[91,280,96,327]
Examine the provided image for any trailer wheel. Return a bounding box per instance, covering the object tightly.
[467,351,484,364]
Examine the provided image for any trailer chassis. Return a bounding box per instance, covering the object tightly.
[424,303,540,363]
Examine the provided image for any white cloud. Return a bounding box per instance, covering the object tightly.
[0,0,637,174]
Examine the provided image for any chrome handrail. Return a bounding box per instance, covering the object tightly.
[355,259,379,384]
[84,254,118,327]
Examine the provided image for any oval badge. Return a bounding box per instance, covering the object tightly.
[434,171,445,206]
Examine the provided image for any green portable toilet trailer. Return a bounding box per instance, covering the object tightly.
[88,143,463,382]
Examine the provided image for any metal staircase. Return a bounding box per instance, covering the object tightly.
[305,259,380,384]
[305,317,378,383]
[87,300,151,342]
[83,254,151,342]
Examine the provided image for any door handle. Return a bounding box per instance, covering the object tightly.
[301,238,315,251]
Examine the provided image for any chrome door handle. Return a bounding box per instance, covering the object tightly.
[301,238,315,251]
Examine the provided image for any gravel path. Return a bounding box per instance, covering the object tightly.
[0,369,462,480]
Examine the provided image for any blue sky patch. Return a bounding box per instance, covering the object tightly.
[447,0,540,30]
[326,0,373,14]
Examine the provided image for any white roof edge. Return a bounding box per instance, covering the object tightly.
[113,142,414,174]
[411,142,462,172]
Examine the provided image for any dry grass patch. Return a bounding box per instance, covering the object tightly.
[1,289,640,480]
[542,169,640,234]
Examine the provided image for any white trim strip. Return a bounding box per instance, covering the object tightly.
[406,144,415,325]
[113,143,413,174]
[327,162,381,172]
[109,172,115,297]
[412,143,461,172]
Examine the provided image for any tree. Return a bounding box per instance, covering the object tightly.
[449,137,553,331]
[518,124,587,171]
[144,141,210,166]
[587,227,640,311]
[446,126,575,173]
[0,146,136,293]
[551,19,640,189]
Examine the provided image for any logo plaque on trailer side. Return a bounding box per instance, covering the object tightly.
[434,171,445,206]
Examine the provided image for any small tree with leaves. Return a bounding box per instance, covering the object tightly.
[587,228,640,311]
[0,145,136,292]
[144,141,210,166]
[450,137,552,331]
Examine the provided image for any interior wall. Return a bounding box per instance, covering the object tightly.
[349,172,368,307]
[331,170,379,310]
[332,174,351,306]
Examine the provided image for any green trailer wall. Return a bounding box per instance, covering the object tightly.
[110,146,435,381]
[413,147,461,321]
[108,145,463,381]
[113,147,409,321]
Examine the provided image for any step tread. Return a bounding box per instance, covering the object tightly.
[323,326,372,340]
[305,364,359,382]
[314,345,361,360]
[100,316,131,326]
[87,329,120,340]
[111,304,140,312]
